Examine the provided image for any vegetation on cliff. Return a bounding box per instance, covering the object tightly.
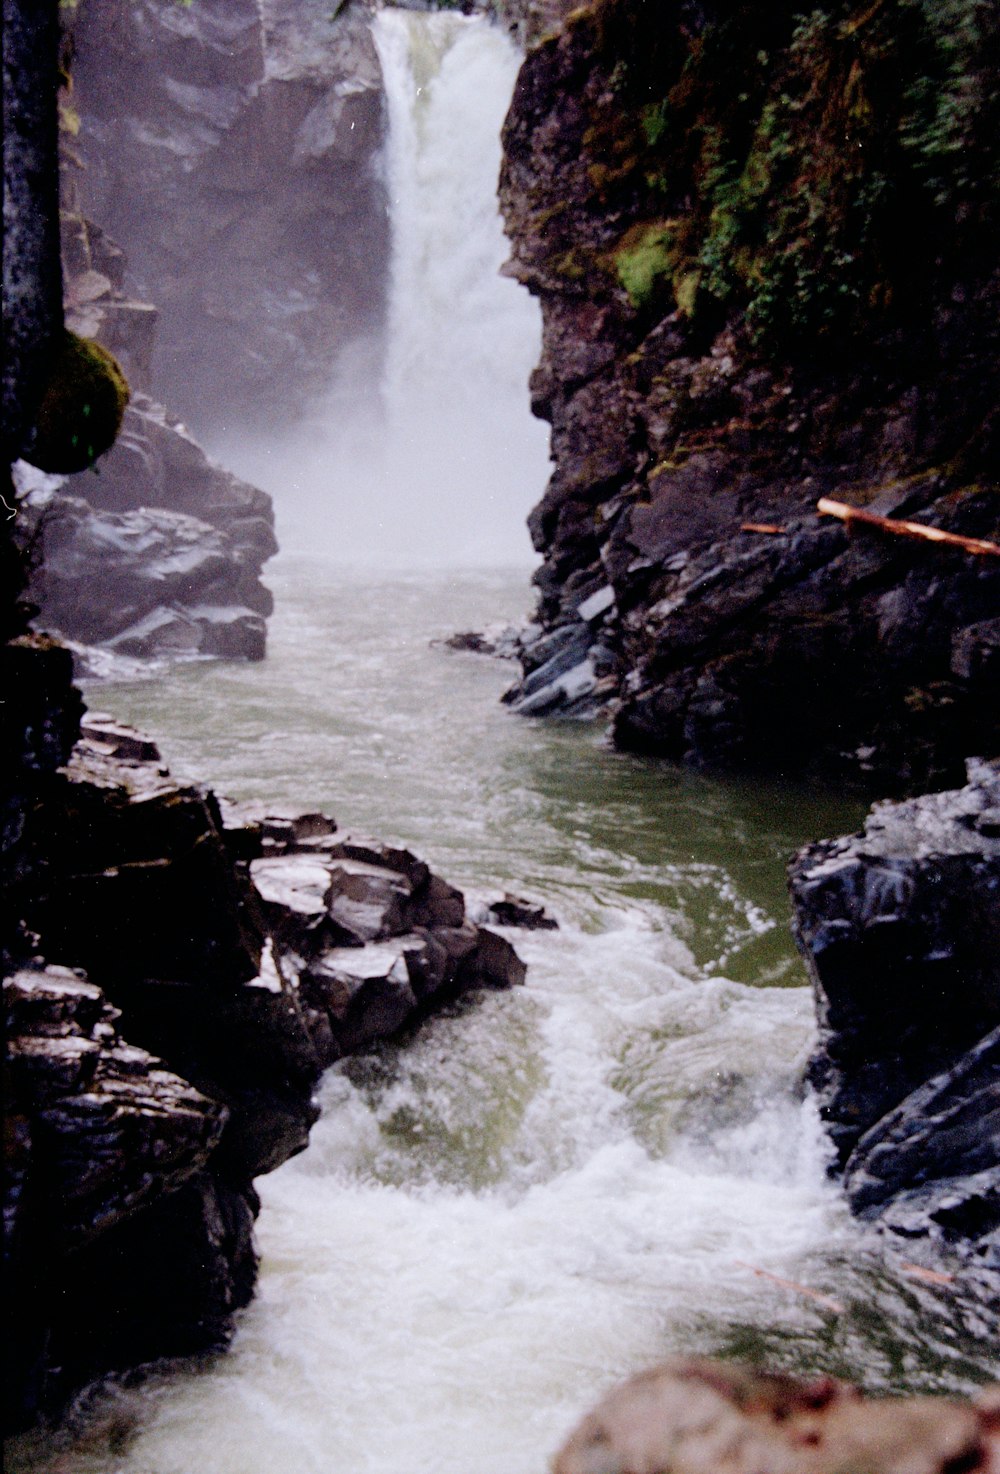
[567,0,999,355]
[500,0,999,789]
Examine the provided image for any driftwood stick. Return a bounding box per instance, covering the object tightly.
[817,496,1000,557]
[733,1260,845,1314]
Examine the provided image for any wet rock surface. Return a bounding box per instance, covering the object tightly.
[789,759,1000,1286]
[15,209,279,665]
[499,2,1000,790]
[246,816,527,1068]
[3,714,525,1430]
[553,1359,1000,1474]
[17,396,277,662]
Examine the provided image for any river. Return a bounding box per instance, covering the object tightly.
[9,558,996,1474]
[8,9,997,1472]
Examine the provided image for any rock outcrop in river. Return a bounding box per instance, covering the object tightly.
[3,703,524,1430]
[65,0,388,435]
[15,217,278,663]
[790,758,1000,1299]
[500,0,999,793]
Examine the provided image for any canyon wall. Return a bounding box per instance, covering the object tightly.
[66,0,389,436]
[500,0,999,793]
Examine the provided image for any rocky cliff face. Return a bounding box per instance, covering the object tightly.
[499,0,999,792]
[3,707,525,1431]
[66,0,388,435]
[789,759,999,1301]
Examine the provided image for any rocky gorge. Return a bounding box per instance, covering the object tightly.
[3,0,999,1461]
[62,0,388,438]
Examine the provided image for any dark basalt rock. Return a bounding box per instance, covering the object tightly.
[4,717,526,1431]
[471,892,560,930]
[4,963,232,1422]
[789,758,1000,1279]
[499,1,1000,790]
[14,206,278,666]
[247,819,527,1069]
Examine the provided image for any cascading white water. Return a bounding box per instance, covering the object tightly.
[9,565,993,1474]
[215,9,550,567]
[8,13,996,1474]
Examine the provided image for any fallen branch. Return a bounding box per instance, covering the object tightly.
[734,1261,845,1314]
[740,522,786,535]
[817,497,1000,557]
[900,1263,956,1288]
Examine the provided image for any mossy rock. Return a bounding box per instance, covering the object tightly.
[26,331,130,474]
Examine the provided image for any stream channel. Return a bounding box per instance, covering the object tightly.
[10,8,998,1471]
[14,559,999,1474]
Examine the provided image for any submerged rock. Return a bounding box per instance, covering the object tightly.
[553,1359,1000,1474]
[470,891,560,930]
[789,759,1000,1282]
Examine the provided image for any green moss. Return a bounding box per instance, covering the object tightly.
[615,223,676,308]
[27,331,130,474]
[554,248,588,281]
[579,0,998,355]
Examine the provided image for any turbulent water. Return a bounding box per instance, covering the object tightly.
[212,10,550,567]
[10,562,997,1474]
[9,10,997,1473]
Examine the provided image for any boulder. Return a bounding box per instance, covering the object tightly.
[16,389,277,663]
[552,1359,1000,1474]
[251,817,527,1066]
[789,758,1000,1277]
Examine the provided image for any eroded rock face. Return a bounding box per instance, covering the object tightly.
[553,1360,1000,1474]
[789,759,1000,1283]
[499,2,999,791]
[14,211,279,664]
[66,0,389,434]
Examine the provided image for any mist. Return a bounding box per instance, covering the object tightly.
[205,10,551,568]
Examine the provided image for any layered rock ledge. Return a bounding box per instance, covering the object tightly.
[3,713,524,1431]
[789,758,1000,1293]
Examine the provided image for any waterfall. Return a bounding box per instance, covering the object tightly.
[220,9,551,567]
